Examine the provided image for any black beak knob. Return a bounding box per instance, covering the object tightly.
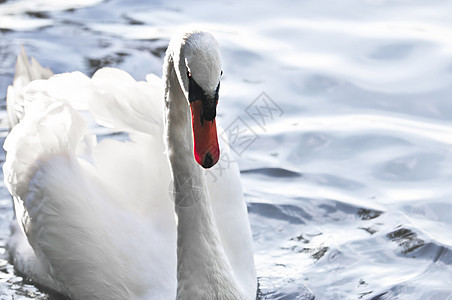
[202,97,217,121]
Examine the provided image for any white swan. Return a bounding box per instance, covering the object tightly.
[3,28,257,300]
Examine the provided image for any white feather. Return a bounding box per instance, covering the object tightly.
[3,28,256,300]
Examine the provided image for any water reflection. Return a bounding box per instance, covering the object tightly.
[85,52,130,76]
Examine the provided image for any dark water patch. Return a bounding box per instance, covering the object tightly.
[411,242,452,265]
[290,234,312,244]
[0,48,12,76]
[248,202,311,224]
[360,223,381,236]
[317,201,357,221]
[26,11,51,19]
[97,38,113,48]
[60,19,88,28]
[359,226,379,235]
[242,167,302,178]
[122,15,145,25]
[282,246,329,261]
[0,28,14,34]
[308,246,329,261]
[357,208,383,220]
[285,233,328,260]
[0,97,7,108]
[368,291,389,300]
[387,227,425,255]
[295,197,384,224]
[85,52,130,76]
[433,245,452,265]
[131,39,168,58]
[150,45,168,59]
[358,279,368,287]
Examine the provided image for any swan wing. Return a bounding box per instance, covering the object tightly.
[6,46,53,127]
[4,52,177,299]
[89,68,164,137]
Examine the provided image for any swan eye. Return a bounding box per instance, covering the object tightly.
[220,70,223,77]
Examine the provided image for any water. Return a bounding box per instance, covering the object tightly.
[1,0,452,299]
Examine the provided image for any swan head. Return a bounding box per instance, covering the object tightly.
[169,29,222,169]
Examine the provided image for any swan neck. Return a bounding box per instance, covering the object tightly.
[164,52,245,300]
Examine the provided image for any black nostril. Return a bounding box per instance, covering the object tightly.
[202,153,214,169]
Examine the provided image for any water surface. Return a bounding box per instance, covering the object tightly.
[0,0,452,299]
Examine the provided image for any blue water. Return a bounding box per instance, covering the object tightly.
[1,0,452,299]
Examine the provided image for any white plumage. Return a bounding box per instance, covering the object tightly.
[3,29,256,300]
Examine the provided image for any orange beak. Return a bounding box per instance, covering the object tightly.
[190,100,220,169]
